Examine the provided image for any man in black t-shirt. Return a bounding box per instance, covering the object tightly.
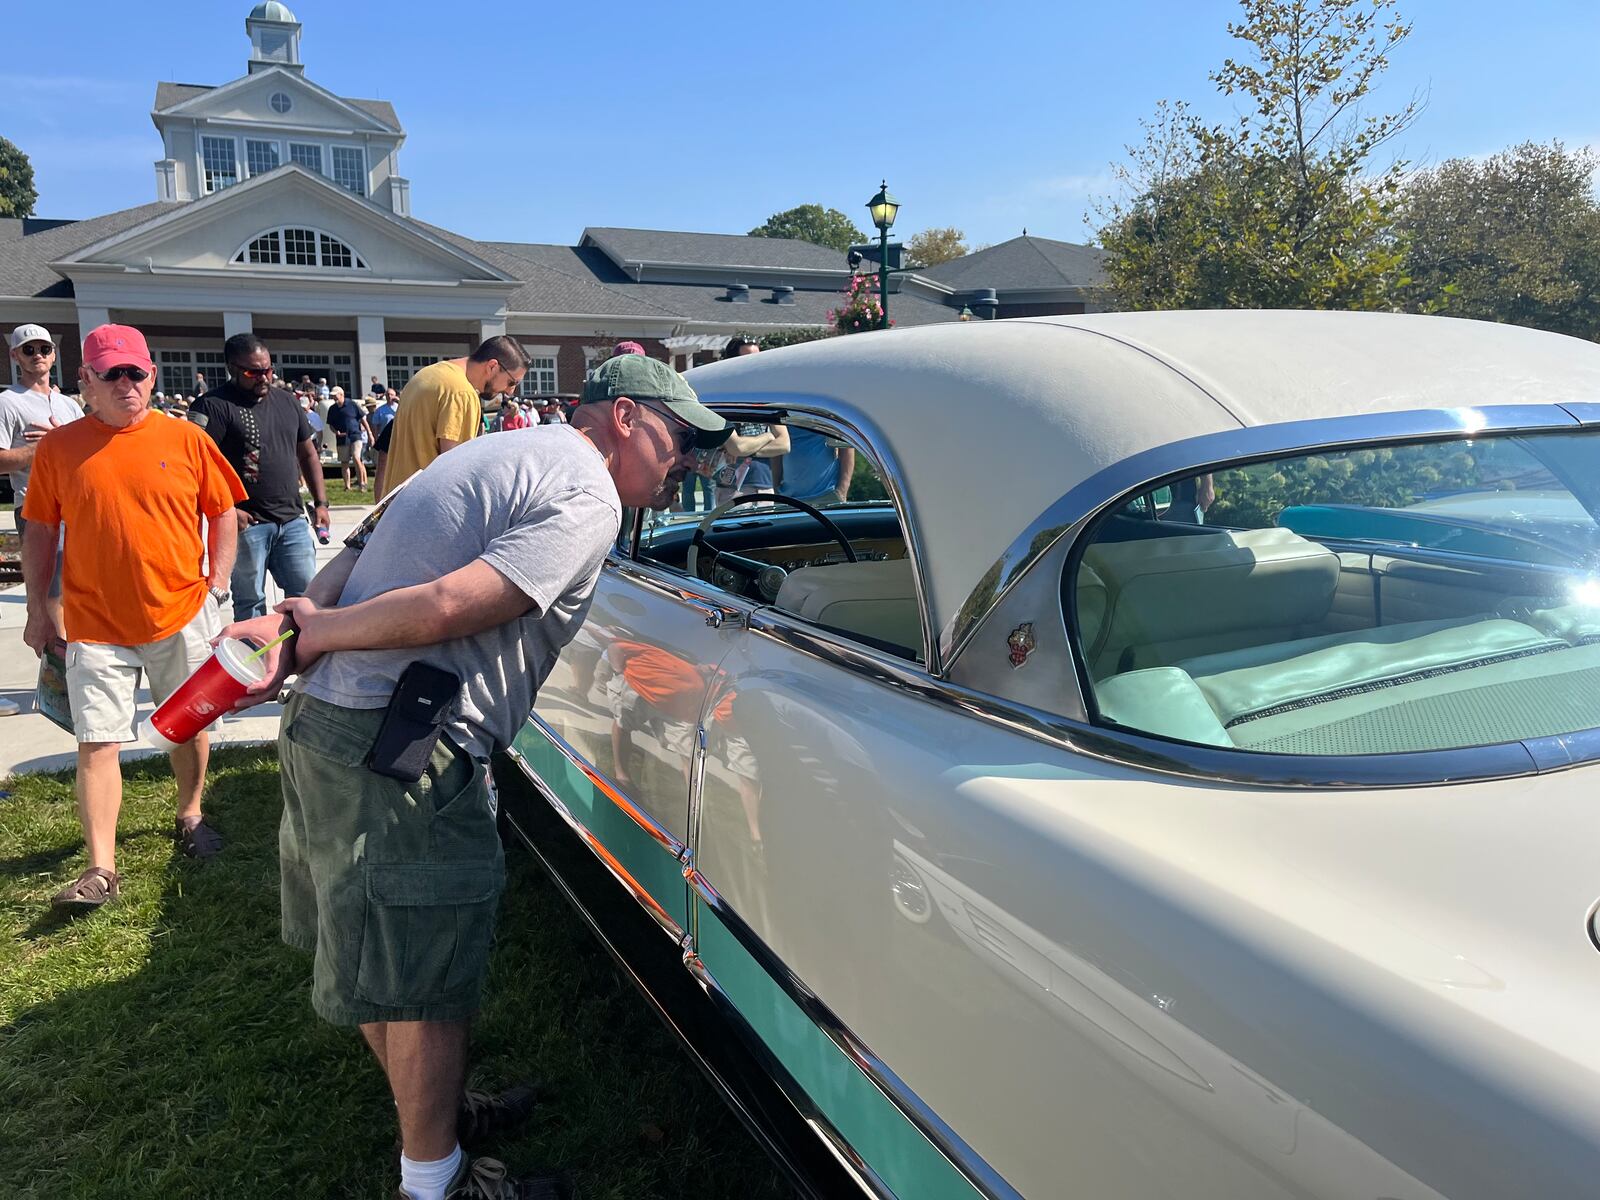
[189,333,330,621]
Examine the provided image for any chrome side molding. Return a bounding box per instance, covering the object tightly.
[686,866,1023,1200]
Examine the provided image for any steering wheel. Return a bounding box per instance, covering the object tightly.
[687,493,858,602]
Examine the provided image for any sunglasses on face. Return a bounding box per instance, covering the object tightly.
[643,403,697,456]
[234,365,274,379]
[95,366,150,383]
[18,342,54,357]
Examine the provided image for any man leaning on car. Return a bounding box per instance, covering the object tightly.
[220,354,729,1200]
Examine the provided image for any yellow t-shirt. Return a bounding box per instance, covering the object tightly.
[383,359,481,491]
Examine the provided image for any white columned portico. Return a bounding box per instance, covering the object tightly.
[662,332,732,371]
[223,311,253,339]
[356,315,387,396]
[76,304,111,336]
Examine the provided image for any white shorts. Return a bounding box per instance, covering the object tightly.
[65,596,223,743]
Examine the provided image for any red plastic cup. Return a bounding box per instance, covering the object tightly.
[139,637,265,750]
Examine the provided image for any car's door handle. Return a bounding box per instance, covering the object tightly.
[685,598,744,628]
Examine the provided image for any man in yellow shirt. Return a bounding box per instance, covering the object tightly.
[380,336,526,496]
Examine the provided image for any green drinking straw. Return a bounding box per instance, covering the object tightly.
[245,629,296,662]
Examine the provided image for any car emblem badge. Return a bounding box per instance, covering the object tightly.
[1007,622,1036,668]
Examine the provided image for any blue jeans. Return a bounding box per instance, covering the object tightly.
[232,516,316,621]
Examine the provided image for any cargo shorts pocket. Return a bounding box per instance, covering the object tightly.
[354,862,505,1009]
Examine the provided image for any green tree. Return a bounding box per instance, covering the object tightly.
[1097,0,1418,310]
[905,226,969,267]
[1396,142,1600,338]
[0,136,37,219]
[749,204,866,254]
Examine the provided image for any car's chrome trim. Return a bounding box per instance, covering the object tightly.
[1557,401,1600,426]
[943,404,1587,669]
[495,778,861,1200]
[686,723,709,949]
[506,739,896,1198]
[680,950,895,1200]
[688,392,942,674]
[747,604,1560,788]
[606,553,763,622]
[505,738,686,941]
[687,867,1022,1200]
[523,712,687,859]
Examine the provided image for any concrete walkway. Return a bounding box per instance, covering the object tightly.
[0,507,370,779]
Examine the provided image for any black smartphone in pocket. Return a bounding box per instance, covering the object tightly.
[366,661,462,782]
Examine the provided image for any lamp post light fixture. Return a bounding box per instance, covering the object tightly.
[866,180,900,327]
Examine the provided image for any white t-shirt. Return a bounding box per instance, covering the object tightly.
[0,383,82,507]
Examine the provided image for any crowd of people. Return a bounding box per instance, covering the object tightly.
[3,315,743,1200]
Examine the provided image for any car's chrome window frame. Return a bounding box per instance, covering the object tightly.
[635,394,941,673]
[946,403,1593,672]
[1040,405,1600,785]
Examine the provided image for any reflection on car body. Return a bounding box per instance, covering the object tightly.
[499,312,1600,1199]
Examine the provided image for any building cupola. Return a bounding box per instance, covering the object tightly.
[246,2,304,75]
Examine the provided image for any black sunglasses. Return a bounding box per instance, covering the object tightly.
[18,342,54,357]
[95,366,150,383]
[643,402,696,455]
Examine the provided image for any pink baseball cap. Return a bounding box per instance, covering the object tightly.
[611,340,647,357]
[82,324,155,373]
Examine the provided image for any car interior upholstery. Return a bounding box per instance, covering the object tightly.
[1078,520,1600,755]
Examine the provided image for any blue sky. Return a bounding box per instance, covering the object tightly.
[11,0,1600,249]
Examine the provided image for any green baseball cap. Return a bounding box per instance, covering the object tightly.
[580,354,730,449]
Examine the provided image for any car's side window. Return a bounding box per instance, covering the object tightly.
[634,417,925,662]
[1068,432,1600,756]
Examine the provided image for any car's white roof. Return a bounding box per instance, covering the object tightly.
[687,310,1600,650]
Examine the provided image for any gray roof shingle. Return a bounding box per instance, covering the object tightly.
[0,202,179,299]
[582,227,845,271]
[417,226,680,319]
[920,234,1106,291]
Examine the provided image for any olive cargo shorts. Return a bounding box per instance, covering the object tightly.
[278,691,505,1026]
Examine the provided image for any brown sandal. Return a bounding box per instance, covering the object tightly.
[50,866,120,912]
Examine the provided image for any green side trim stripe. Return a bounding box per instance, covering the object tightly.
[513,717,988,1200]
[696,908,985,1200]
[511,722,688,933]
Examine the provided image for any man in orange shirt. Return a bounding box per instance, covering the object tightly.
[22,324,246,911]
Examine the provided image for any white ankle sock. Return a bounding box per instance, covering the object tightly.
[399,1144,463,1200]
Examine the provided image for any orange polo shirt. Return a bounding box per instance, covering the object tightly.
[22,411,245,645]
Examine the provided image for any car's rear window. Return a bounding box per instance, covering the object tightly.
[1069,431,1600,755]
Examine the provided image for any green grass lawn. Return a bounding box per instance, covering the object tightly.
[0,748,790,1199]
[321,480,372,507]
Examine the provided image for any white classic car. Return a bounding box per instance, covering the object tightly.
[496,311,1600,1199]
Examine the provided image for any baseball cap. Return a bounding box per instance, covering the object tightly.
[8,323,52,350]
[82,324,155,373]
[581,354,729,449]
[611,340,647,357]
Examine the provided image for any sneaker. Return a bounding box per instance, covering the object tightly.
[392,1154,574,1200]
[457,1084,541,1147]
[175,815,223,859]
[0,697,19,717]
[50,866,120,912]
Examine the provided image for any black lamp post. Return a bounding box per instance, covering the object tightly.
[866,180,900,327]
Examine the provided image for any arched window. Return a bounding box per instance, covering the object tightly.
[230,226,368,269]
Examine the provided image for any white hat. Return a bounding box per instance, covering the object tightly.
[8,323,52,350]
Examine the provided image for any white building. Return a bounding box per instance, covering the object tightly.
[0,3,1104,398]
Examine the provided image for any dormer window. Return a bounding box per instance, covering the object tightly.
[232,226,367,270]
[330,146,366,196]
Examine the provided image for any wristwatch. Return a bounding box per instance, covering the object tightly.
[209,585,231,606]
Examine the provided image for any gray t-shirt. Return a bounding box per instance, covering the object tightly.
[0,384,82,507]
[298,424,622,757]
